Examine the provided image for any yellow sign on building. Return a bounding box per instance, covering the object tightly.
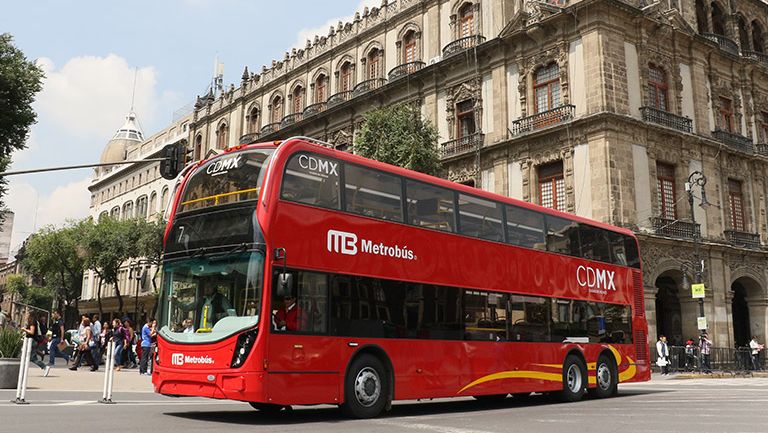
[692,283,706,299]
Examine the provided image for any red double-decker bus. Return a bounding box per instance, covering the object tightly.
[153,136,650,418]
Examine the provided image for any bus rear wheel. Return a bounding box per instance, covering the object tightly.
[559,354,587,402]
[249,402,286,414]
[341,354,390,419]
[591,354,618,398]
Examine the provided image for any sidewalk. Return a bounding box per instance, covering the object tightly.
[21,363,153,392]
[655,370,768,380]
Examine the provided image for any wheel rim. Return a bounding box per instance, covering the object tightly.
[567,364,583,393]
[354,367,381,407]
[596,362,612,391]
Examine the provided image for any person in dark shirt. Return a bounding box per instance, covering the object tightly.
[47,310,70,367]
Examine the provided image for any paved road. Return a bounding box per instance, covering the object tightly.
[2,376,768,433]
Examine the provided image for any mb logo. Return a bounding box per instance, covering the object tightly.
[171,353,185,366]
[327,230,357,255]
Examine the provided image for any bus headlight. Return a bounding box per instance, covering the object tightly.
[230,328,257,368]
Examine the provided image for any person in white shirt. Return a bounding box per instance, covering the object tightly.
[182,319,195,333]
[749,336,764,371]
[656,335,670,375]
[91,314,102,366]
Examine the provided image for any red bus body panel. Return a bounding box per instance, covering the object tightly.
[153,138,650,406]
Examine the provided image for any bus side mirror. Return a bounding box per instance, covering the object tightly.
[277,273,293,297]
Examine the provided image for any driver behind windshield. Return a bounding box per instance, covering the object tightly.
[199,278,235,329]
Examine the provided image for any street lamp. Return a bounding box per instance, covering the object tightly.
[129,260,147,322]
[685,171,708,333]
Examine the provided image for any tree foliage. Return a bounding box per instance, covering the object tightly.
[0,33,44,208]
[5,274,53,311]
[353,103,440,175]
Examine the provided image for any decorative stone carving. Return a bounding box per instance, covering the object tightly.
[516,42,570,118]
[638,47,684,116]
[445,78,483,141]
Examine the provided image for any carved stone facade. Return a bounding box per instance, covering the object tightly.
[177,0,768,350]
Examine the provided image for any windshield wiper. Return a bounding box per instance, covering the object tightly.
[207,243,249,261]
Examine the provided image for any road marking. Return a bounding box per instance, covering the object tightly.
[58,401,94,406]
[372,419,497,433]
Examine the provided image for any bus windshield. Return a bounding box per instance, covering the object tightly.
[159,251,264,333]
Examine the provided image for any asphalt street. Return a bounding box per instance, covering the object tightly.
[2,377,768,433]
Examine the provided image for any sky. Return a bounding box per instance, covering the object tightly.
[2,0,381,255]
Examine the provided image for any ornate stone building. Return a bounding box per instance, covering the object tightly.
[80,112,189,320]
[184,0,768,348]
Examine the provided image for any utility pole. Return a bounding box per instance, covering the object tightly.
[686,171,708,333]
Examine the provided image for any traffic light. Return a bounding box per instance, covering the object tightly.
[160,142,186,180]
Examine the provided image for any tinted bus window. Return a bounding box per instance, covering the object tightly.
[344,164,403,222]
[405,180,456,232]
[506,205,546,250]
[624,236,641,268]
[545,215,580,256]
[550,299,632,344]
[508,295,550,342]
[178,149,273,213]
[281,152,340,209]
[608,232,628,266]
[579,225,612,263]
[464,291,507,341]
[458,194,503,242]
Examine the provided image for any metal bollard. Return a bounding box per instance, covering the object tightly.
[13,337,31,404]
[99,341,116,404]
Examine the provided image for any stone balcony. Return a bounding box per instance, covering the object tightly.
[442,35,486,58]
[712,129,754,154]
[440,133,484,159]
[388,61,425,81]
[352,78,387,97]
[652,217,700,240]
[280,112,303,128]
[327,90,352,108]
[724,230,761,249]
[640,106,692,133]
[510,105,575,136]
[303,102,326,118]
[701,33,740,56]
[743,50,768,67]
[239,132,260,145]
[260,122,280,136]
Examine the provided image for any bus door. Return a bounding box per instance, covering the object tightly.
[266,270,340,405]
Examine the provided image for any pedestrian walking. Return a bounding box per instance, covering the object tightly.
[22,311,50,377]
[699,332,713,373]
[684,338,696,371]
[749,336,764,371]
[139,317,155,375]
[47,310,70,367]
[111,318,127,371]
[91,314,102,366]
[656,335,670,375]
[124,319,137,368]
[69,317,98,371]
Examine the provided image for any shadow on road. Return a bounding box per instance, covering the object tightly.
[165,389,671,425]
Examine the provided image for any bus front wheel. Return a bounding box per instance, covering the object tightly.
[341,354,390,419]
[559,354,587,402]
[590,354,618,398]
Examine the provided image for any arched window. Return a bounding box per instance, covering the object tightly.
[216,122,228,150]
[194,134,202,160]
[271,95,283,123]
[315,74,327,103]
[149,192,158,217]
[753,21,765,53]
[110,207,120,219]
[160,187,170,212]
[534,63,561,113]
[99,211,108,221]
[340,62,352,92]
[292,85,304,114]
[367,48,381,80]
[738,16,750,51]
[456,99,476,139]
[403,30,417,63]
[695,0,708,33]
[459,3,474,38]
[648,64,668,111]
[136,195,148,220]
[711,2,726,36]
[246,106,260,133]
[122,201,134,220]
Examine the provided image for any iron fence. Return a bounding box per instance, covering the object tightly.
[649,345,765,373]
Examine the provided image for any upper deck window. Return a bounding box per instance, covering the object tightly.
[344,164,403,222]
[406,179,456,233]
[178,149,273,213]
[281,152,341,209]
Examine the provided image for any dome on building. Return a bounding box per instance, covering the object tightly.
[99,112,144,165]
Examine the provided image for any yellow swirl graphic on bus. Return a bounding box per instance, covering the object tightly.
[457,346,637,395]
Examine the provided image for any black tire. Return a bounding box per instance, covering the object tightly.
[473,394,508,402]
[591,354,618,398]
[341,354,390,419]
[248,402,285,414]
[559,354,587,402]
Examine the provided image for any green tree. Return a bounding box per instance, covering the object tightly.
[0,33,44,208]
[354,103,440,175]
[20,220,90,318]
[5,274,53,311]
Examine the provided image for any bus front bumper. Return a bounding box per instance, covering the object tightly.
[153,367,267,402]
